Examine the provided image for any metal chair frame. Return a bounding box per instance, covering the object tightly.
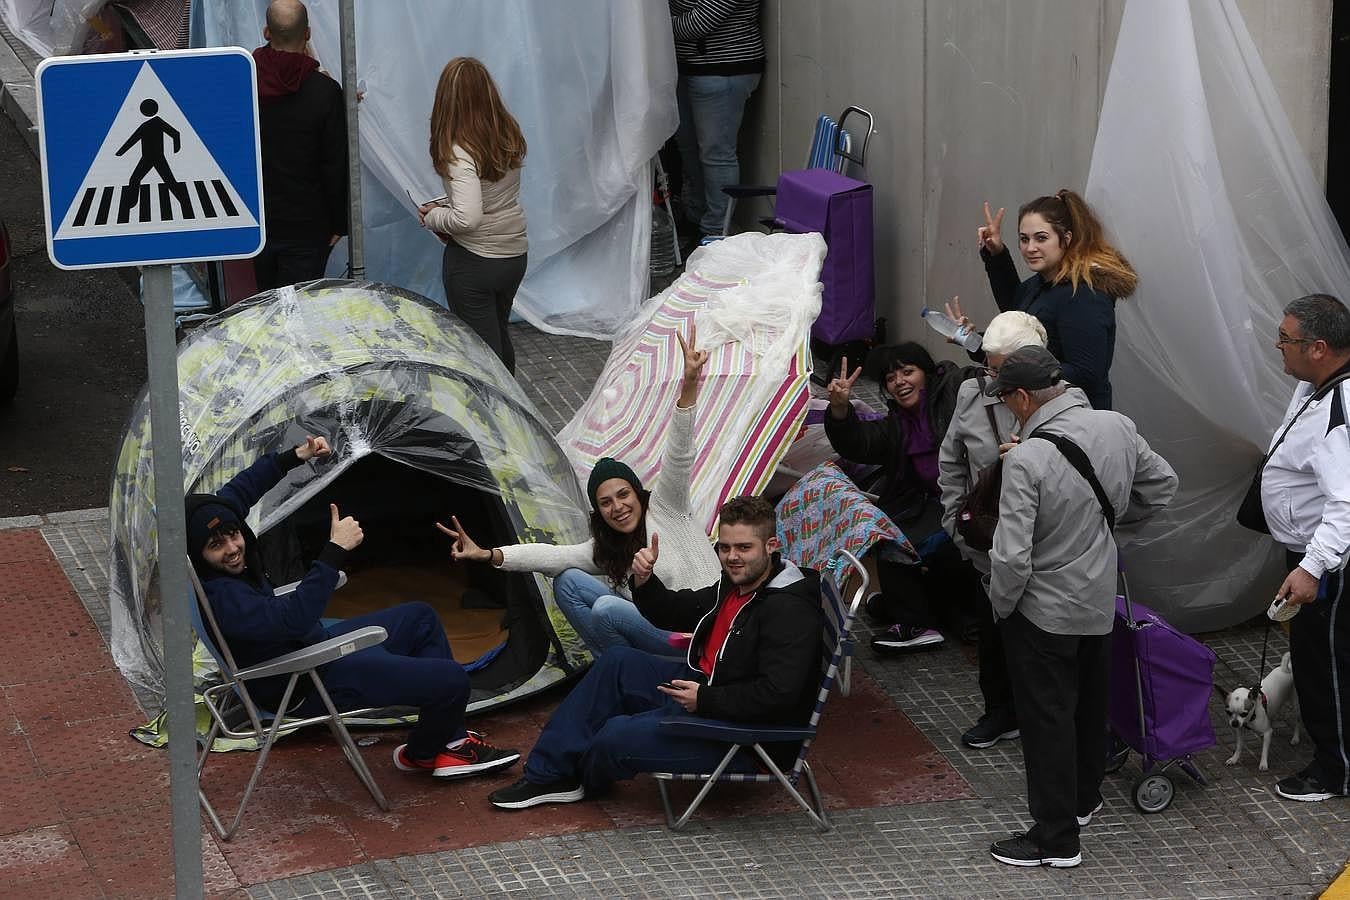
[652,548,869,832]
[187,559,390,840]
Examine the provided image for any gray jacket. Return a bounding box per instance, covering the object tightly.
[938,374,1020,574]
[989,390,1177,635]
[938,376,1093,574]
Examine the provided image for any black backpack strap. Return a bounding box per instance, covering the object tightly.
[1029,432,1116,530]
[975,372,1001,443]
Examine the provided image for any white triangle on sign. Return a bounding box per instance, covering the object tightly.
[54,62,258,240]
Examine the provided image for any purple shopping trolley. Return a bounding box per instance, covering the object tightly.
[1105,572,1216,813]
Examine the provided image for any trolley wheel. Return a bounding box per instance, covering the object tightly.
[1132,773,1174,813]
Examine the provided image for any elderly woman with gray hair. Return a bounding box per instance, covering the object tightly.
[938,311,1087,751]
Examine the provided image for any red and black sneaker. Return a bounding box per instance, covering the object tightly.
[395,732,520,778]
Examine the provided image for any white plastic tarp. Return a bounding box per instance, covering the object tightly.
[1085,0,1350,631]
[0,0,98,56]
[190,0,677,338]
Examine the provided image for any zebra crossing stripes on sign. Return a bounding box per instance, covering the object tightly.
[36,47,265,270]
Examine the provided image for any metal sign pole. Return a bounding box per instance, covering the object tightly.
[339,0,364,278]
[143,264,205,898]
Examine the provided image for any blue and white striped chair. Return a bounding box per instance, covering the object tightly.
[652,548,868,832]
[713,106,874,239]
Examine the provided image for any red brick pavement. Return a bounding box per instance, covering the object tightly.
[0,527,971,897]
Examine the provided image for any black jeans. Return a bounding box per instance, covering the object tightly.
[441,240,528,374]
[975,577,1015,721]
[1000,610,1111,853]
[1286,550,1350,794]
[252,237,334,292]
[874,539,979,631]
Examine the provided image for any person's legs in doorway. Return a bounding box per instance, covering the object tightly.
[684,73,760,237]
[674,77,705,232]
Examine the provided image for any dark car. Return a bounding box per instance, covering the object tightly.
[0,218,15,402]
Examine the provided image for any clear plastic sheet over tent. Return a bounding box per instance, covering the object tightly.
[188,0,678,339]
[1084,0,1350,631]
[107,281,591,703]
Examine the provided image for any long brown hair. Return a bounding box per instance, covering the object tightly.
[591,489,651,589]
[429,57,526,182]
[1018,189,1137,298]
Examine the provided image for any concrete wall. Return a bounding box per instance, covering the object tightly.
[744,0,1331,355]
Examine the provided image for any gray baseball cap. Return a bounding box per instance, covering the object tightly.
[984,345,1062,397]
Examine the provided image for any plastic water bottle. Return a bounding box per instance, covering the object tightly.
[921,306,982,352]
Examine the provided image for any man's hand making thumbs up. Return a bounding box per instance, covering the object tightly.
[630,533,660,587]
[328,503,364,551]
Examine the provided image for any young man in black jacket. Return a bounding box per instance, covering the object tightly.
[489,495,823,809]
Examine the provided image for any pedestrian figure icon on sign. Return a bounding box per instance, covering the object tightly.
[40,50,263,267]
[115,98,192,224]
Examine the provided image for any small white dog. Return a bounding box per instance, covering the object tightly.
[1225,652,1302,771]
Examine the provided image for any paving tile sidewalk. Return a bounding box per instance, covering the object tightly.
[1,515,972,897]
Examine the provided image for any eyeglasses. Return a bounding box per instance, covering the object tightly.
[1276,331,1314,347]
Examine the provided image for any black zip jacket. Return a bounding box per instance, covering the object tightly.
[657,556,823,725]
[824,360,972,529]
[981,246,1135,411]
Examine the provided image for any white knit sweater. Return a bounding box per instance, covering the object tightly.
[497,403,721,596]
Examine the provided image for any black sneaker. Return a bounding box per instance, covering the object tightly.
[871,624,944,652]
[989,833,1081,868]
[489,776,586,809]
[961,712,1020,749]
[1275,769,1338,802]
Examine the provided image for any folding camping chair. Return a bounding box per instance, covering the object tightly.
[718,106,874,237]
[652,548,868,832]
[187,558,391,840]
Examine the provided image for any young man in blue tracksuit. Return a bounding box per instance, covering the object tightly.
[186,434,518,778]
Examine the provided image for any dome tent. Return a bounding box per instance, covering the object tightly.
[109,280,592,716]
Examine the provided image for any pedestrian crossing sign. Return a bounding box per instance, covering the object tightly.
[36,47,265,270]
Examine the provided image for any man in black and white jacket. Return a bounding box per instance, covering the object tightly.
[1261,293,1350,803]
[487,494,822,810]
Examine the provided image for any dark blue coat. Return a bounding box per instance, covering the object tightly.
[188,450,345,707]
[981,247,1126,410]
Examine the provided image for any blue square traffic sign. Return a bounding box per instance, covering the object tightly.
[36,47,265,270]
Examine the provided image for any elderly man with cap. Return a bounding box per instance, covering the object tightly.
[982,346,1177,869]
[440,326,721,656]
[187,434,519,779]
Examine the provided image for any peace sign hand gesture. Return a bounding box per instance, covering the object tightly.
[677,323,709,384]
[676,323,710,409]
[977,201,1005,254]
[827,356,862,419]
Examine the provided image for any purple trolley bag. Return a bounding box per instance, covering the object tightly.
[773,168,875,346]
[1106,571,1216,813]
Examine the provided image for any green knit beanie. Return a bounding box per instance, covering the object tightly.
[586,457,642,509]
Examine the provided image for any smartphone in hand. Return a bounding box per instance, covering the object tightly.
[658,681,676,690]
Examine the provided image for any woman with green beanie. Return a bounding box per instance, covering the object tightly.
[440,327,721,655]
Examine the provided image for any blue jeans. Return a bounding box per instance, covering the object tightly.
[523,646,758,792]
[675,73,761,235]
[553,568,676,657]
[292,601,470,762]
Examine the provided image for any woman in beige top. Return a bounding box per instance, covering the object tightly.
[419,57,528,373]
